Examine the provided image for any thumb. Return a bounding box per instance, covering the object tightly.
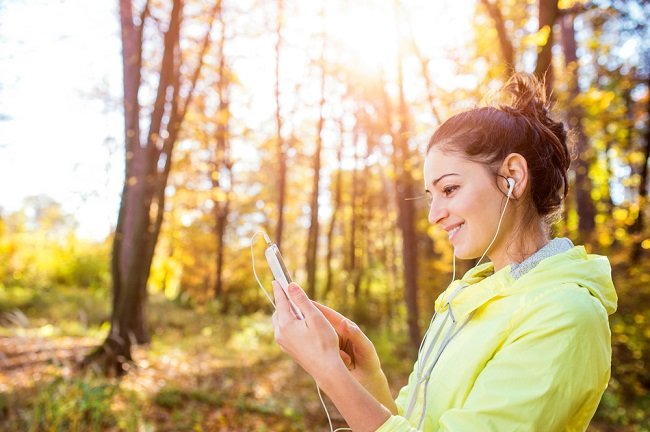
[339,350,354,370]
[287,283,316,316]
[344,319,372,354]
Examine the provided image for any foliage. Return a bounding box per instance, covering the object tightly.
[0,197,109,291]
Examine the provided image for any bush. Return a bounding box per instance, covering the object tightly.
[26,376,141,432]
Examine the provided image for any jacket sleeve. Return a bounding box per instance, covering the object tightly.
[437,284,611,431]
[376,284,611,432]
[374,355,421,431]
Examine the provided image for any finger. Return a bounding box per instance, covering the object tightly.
[286,283,318,320]
[312,301,347,330]
[272,311,278,328]
[272,281,293,325]
[343,320,372,362]
[272,311,285,349]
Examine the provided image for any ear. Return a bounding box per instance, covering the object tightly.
[500,153,528,199]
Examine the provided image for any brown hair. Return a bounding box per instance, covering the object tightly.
[426,73,572,224]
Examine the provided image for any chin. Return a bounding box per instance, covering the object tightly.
[452,243,484,261]
[453,249,479,261]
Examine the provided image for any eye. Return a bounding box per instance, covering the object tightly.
[442,185,459,197]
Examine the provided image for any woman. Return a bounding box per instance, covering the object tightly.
[271,73,617,431]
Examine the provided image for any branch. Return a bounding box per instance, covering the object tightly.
[135,0,150,77]
[558,1,598,17]
[175,0,222,138]
[479,0,515,72]
[150,0,222,252]
[145,0,182,169]
[119,0,142,168]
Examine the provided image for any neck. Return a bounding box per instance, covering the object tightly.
[489,221,549,272]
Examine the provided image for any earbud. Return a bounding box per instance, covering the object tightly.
[506,177,516,198]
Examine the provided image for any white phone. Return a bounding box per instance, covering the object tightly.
[265,243,305,320]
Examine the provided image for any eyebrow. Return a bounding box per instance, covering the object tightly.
[431,173,460,187]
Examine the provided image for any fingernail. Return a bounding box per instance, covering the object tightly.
[288,283,300,295]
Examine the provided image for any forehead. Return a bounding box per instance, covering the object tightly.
[423,147,478,184]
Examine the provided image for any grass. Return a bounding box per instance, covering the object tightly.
[1,270,648,431]
[0,284,347,431]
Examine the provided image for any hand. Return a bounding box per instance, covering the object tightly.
[311,302,382,388]
[271,281,344,380]
[312,301,397,413]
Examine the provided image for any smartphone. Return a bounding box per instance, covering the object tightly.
[265,243,305,320]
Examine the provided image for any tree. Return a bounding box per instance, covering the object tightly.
[211,4,233,304]
[84,0,219,375]
[274,0,288,250]
[535,0,559,95]
[479,0,515,75]
[305,4,327,298]
[560,12,597,240]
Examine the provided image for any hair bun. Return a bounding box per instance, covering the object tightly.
[500,73,551,126]
[500,73,572,219]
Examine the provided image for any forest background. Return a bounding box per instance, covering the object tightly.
[1,0,649,430]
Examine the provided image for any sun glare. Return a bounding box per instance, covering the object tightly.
[329,0,476,79]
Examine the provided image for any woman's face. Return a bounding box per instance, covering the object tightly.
[423,146,512,261]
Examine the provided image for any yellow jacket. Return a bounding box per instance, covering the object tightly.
[377,240,618,432]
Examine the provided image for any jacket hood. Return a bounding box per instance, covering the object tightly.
[435,242,618,320]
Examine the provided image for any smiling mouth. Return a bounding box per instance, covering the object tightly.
[448,224,464,240]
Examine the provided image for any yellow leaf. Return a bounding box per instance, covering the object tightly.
[613,208,628,222]
[216,107,230,125]
[530,25,551,47]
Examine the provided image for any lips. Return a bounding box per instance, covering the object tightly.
[448,223,464,241]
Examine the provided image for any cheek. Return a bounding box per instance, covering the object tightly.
[458,187,500,224]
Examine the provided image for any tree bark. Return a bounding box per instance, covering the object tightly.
[349,128,360,301]
[395,61,421,351]
[561,14,596,240]
[535,0,559,97]
[305,11,327,299]
[630,75,650,261]
[274,0,287,250]
[324,120,344,298]
[479,0,515,75]
[212,6,232,305]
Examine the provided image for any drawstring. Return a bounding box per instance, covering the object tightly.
[404,283,469,423]
[415,310,475,429]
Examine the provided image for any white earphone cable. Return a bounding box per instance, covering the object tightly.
[409,178,512,425]
[475,187,512,267]
[251,230,351,432]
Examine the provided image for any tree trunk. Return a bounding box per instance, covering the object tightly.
[535,0,559,97]
[324,120,344,298]
[305,12,326,298]
[212,6,231,304]
[396,62,421,351]
[354,138,370,301]
[274,0,287,250]
[561,14,596,241]
[479,0,515,75]
[349,128,360,301]
[630,75,650,262]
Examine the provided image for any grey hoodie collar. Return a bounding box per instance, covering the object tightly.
[510,237,574,280]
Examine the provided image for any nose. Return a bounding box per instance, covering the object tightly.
[428,199,448,226]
